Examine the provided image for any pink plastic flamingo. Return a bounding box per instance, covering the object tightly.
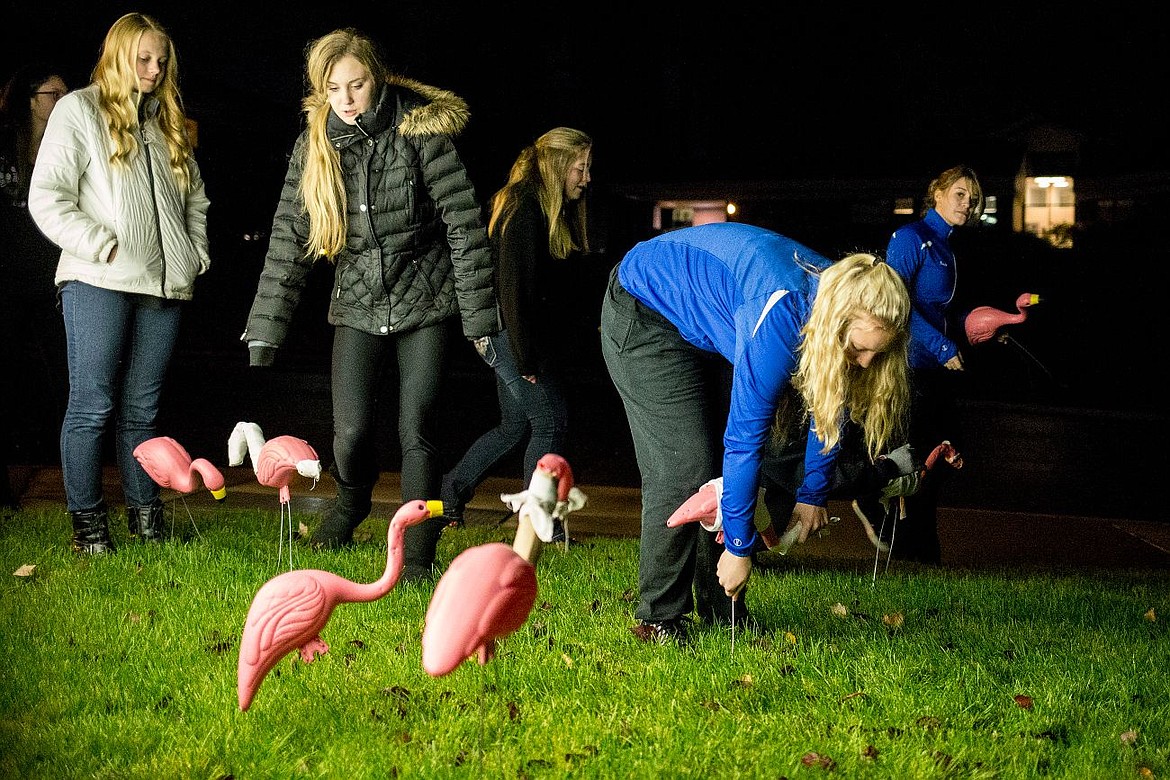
[237,498,442,711]
[133,436,227,500]
[421,542,538,677]
[228,421,321,566]
[421,453,587,677]
[965,293,1040,346]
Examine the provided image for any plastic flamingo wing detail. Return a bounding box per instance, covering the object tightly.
[237,573,332,711]
[255,435,321,490]
[421,542,538,677]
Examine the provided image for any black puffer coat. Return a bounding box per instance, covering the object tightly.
[243,76,496,363]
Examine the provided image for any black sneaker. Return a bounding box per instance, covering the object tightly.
[630,617,690,645]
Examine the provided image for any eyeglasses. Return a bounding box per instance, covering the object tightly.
[35,90,66,101]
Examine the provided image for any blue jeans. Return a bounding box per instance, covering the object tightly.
[441,330,567,515]
[599,267,732,624]
[59,281,182,512]
[331,323,447,501]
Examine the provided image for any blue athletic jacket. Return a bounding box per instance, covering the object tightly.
[886,209,959,369]
[617,223,837,555]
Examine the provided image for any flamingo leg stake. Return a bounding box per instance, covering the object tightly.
[278,485,294,571]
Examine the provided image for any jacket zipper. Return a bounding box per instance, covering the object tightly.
[140,122,168,299]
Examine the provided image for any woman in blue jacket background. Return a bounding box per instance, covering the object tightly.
[855,165,982,564]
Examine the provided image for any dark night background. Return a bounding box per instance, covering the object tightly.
[4,3,1168,516]
[6,3,1166,186]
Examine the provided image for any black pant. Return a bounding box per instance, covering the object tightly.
[330,323,447,503]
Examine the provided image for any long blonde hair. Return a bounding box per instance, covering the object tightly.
[792,253,910,460]
[298,29,389,260]
[488,127,592,259]
[91,13,193,192]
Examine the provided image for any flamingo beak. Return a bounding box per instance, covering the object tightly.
[426,500,443,518]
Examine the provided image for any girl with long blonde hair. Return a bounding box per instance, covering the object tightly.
[241,29,497,569]
[29,12,210,555]
[432,128,593,569]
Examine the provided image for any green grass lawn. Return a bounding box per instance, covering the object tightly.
[1,504,1167,779]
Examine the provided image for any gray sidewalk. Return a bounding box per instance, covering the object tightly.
[10,465,1170,572]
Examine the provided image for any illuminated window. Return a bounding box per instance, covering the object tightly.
[1023,176,1075,248]
[980,195,998,226]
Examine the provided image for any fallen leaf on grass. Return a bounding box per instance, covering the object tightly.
[561,653,573,668]
[1120,729,1139,745]
[882,612,904,628]
[830,602,848,618]
[13,564,35,578]
[730,674,753,688]
[784,631,797,645]
[1014,695,1034,709]
[801,752,836,769]
[1144,608,1156,622]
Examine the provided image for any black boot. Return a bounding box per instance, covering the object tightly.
[400,517,448,583]
[311,478,373,550]
[128,501,166,543]
[71,506,115,555]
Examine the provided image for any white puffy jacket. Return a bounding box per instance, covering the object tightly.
[28,84,210,300]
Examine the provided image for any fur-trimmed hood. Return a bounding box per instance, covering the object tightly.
[389,76,470,137]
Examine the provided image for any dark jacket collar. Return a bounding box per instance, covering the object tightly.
[327,83,395,147]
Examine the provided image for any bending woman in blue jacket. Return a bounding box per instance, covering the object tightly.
[600,223,910,642]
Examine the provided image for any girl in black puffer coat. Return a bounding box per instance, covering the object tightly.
[242,28,497,572]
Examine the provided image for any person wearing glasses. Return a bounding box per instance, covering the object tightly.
[28,14,211,554]
[0,64,71,507]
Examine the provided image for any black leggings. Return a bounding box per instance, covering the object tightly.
[330,323,447,502]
